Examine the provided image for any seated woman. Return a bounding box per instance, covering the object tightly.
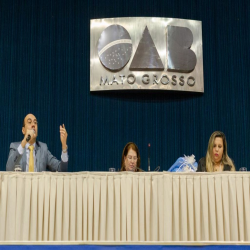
[197,131,235,172]
[121,142,142,172]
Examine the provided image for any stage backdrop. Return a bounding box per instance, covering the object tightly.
[0,0,249,172]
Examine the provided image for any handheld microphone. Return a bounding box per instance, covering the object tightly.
[26,129,35,142]
[148,143,150,172]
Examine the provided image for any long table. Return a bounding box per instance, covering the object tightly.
[0,171,249,241]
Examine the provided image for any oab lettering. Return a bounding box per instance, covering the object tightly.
[98,25,132,71]
[167,26,197,73]
[98,24,198,88]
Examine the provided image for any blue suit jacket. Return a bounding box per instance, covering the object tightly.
[6,141,68,172]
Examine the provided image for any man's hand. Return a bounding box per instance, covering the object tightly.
[60,124,68,150]
[21,129,36,148]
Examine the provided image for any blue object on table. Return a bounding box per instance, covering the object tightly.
[168,155,198,172]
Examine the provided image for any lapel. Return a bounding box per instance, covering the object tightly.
[35,141,41,172]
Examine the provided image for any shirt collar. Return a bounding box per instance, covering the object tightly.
[25,142,36,150]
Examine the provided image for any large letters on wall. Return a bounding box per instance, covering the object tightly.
[90,17,203,92]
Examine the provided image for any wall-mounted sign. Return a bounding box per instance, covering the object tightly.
[90,17,203,92]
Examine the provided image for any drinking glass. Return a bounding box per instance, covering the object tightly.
[239,167,247,171]
[109,168,116,172]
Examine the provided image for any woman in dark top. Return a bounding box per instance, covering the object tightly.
[121,142,143,172]
[197,131,235,172]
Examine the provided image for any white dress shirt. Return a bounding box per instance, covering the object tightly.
[17,143,68,172]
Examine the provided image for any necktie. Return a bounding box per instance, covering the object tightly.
[28,145,34,172]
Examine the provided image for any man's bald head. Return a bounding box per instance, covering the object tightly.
[23,114,37,127]
[22,114,38,139]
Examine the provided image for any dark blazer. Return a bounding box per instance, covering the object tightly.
[197,157,232,172]
[6,141,68,172]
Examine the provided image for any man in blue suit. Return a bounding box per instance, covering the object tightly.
[6,113,68,172]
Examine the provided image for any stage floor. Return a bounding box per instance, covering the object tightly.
[1,242,250,249]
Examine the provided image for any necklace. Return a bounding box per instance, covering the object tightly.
[214,162,222,172]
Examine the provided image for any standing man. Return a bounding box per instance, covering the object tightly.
[6,114,68,172]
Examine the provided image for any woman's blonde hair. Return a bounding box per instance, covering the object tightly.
[121,142,141,171]
[206,131,235,172]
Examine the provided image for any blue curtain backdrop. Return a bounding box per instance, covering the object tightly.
[0,0,249,172]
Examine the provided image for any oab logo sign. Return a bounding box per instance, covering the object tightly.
[90,17,203,92]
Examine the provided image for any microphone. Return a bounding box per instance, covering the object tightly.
[148,143,150,172]
[135,167,144,172]
[154,166,160,172]
[26,129,35,142]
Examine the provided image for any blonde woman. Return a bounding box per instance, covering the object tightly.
[197,131,235,172]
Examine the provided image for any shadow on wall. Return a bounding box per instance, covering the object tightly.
[91,90,203,103]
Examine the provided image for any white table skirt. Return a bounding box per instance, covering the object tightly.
[0,171,249,241]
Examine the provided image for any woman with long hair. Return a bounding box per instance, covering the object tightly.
[121,142,142,172]
[197,131,235,172]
